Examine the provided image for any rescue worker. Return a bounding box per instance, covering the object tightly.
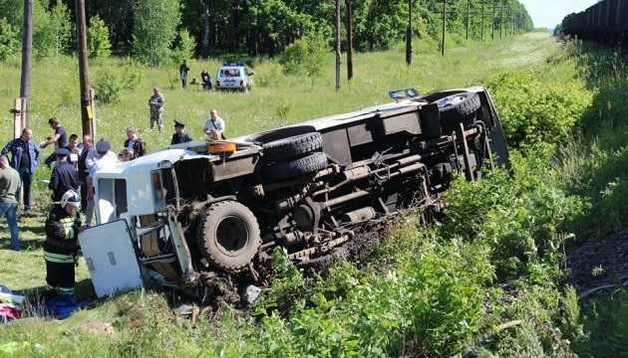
[44,190,81,297]
[48,148,80,202]
[203,109,226,140]
[170,120,193,145]
[148,88,165,132]
[123,127,146,159]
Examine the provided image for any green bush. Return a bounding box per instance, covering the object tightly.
[88,15,112,58]
[132,0,180,66]
[487,71,591,149]
[32,1,72,57]
[0,18,18,61]
[278,32,328,79]
[94,71,122,104]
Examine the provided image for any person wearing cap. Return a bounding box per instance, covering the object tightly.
[48,148,80,202]
[44,189,82,297]
[1,128,40,212]
[171,120,193,145]
[85,139,118,226]
[0,156,21,250]
[123,127,146,159]
[203,109,226,140]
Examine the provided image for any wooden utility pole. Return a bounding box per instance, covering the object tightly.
[406,0,413,65]
[75,0,96,137]
[441,0,447,56]
[335,0,341,90]
[481,0,485,40]
[346,0,354,79]
[465,0,471,40]
[15,0,33,138]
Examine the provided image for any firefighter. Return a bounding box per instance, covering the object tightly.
[44,190,82,297]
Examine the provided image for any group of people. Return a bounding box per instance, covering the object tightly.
[0,103,228,298]
[179,60,214,90]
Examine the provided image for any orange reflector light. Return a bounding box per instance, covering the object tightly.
[208,142,237,154]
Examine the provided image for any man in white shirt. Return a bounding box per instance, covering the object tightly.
[203,109,226,140]
[85,139,118,226]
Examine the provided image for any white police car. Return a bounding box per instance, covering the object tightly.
[216,62,254,92]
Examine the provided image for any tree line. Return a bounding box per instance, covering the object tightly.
[0,0,533,66]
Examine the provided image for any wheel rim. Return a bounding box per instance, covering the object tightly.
[215,216,249,257]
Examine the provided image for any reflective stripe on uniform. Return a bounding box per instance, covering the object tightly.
[59,217,76,240]
[44,251,76,264]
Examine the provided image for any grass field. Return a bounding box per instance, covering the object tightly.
[1,32,627,356]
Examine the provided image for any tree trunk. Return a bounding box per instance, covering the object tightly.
[406,0,413,65]
[201,0,210,58]
[346,0,353,79]
[335,0,341,90]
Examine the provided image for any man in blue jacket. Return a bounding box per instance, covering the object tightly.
[1,128,40,212]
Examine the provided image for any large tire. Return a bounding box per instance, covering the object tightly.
[198,201,261,272]
[262,132,323,162]
[435,92,481,126]
[262,152,328,182]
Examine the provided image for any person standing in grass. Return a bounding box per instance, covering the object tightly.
[148,88,165,132]
[44,189,81,298]
[41,117,68,167]
[77,135,93,212]
[179,60,191,88]
[48,148,80,203]
[0,156,21,251]
[203,109,226,140]
[170,120,193,145]
[123,127,146,159]
[1,128,40,213]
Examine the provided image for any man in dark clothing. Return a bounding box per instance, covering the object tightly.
[1,128,40,211]
[77,135,93,212]
[179,60,190,88]
[49,148,80,202]
[170,120,193,145]
[42,117,68,167]
[201,69,212,90]
[45,133,81,167]
[44,189,81,297]
[123,127,146,159]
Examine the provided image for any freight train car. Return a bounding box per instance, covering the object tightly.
[562,0,628,45]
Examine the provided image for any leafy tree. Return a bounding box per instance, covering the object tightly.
[0,18,19,61]
[132,0,180,66]
[171,28,195,64]
[279,32,328,80]
[32,1,72,57]
[88,15,112,58]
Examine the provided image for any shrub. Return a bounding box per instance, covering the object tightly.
[33,1,72,57]
[88,15,111,58]
[132,0,181,66]
[278,32,328,79]
[171,29,195,64]
[94,71,123,104]
[487,71,591,149]
[0,18,19,61]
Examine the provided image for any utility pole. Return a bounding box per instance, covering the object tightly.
[15,0,33,138]
[465,0,471,40]
[346,0,354,79]
[75,0,96,137]
[406,0,413,65]
[441,0,447,56]
[481,0,485,40]
[335,0,341,90]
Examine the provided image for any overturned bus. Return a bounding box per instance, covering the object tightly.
[79,87,508,298]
